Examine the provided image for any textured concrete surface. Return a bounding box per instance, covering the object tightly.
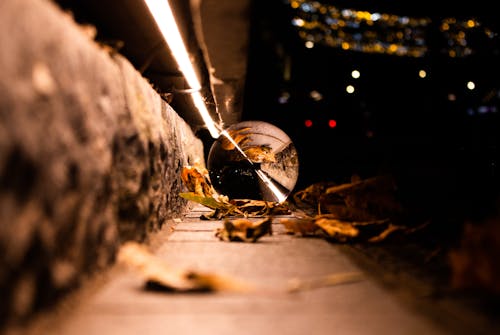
[12,204,458,335]
[0,0,204,327]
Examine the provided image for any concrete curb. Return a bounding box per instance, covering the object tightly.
[0,0,204,327]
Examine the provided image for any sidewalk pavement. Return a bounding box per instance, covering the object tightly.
[31,204,458,335]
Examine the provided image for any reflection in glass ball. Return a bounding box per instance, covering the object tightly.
[207,121,299,203]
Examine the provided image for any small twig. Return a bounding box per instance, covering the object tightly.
[287,271,365,293]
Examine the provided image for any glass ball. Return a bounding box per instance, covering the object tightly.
[207,120,299,203]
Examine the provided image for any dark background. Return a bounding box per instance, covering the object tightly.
[53,0,500,220]
[242,0,500,219]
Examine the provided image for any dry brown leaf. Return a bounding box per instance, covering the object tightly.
[181,164,215,198]
[118,241,254,292]
[314,218,360,242]
[215,217,273,242]
[280,214,416,243]
[280,217,323,236]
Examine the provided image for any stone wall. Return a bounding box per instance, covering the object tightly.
[0,0,204,327]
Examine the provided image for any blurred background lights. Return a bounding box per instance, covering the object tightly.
[305,40,315,48]
[278,91,290,104]
[309,90,323,101]
[244,0,500,190]
[291,17,305,27]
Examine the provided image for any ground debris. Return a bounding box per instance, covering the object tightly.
[179,192,290,220]
[294,175,405,219]
[180,165,290,219]
[285,174,429,243]
[279,215,423,243]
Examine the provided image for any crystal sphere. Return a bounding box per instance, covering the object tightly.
[207,120,299,203]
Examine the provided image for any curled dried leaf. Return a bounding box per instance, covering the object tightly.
[280,215,406,243]
[314,218,360,242]
[118,241,253,292]
[215,217,273,242]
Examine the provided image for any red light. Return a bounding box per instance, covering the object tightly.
[328,119,337,128]
[304,119,313,127]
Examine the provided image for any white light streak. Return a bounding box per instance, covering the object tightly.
[256,169,288,203]
[143,0,220,138]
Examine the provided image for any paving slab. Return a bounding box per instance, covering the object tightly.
[32,205,455,335]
